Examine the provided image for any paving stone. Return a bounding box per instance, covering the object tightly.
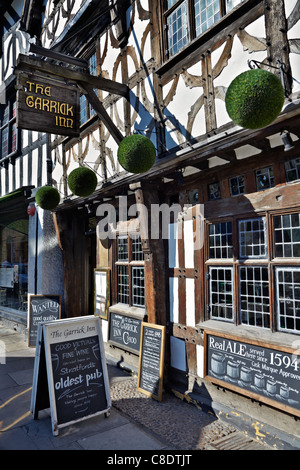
[78,422,168,450]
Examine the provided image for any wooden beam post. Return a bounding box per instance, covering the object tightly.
[130,182,167,327]
[264,0,293,96]
[79,82,124,145]
[15,53,130,98]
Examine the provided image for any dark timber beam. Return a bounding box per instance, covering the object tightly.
[79,82,124,145]
[15,53,129,98]
[29,44,88,68]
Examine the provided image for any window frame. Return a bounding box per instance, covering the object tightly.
[79,50,99,126]
[114,233,145,309]
[206,209,300,335]
[162,0,244,60]
[0,89,20,165]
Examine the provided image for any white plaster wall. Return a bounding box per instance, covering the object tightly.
[169,277,179,324]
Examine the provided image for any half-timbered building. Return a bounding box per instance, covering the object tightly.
[1,0,300,443]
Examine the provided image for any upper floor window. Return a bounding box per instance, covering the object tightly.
[80,51,98,125]
[0,95,18,162]
[285,157,300,183]
[164,0,243,58]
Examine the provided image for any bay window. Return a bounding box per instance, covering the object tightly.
[207,211,300,335]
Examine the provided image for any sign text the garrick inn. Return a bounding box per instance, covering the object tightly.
[16,73,80,137]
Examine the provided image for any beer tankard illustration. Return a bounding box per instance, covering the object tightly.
[266,379,277,396]
[279,385,289,400]
[226,359,240,382]
[210,353,226,377]
[254,372,264,390]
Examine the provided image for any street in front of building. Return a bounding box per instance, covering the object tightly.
[1,320,298,451]
[1,0,300,452]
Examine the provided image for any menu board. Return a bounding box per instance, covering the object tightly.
[205,331,300,417]
[109,312,142,354]
[28,295,61,347]
[31,316,111,435]
[137,323,165,401]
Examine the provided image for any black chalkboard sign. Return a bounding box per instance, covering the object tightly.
[137,323,165,401]
[31,316,111,435]
[109,312,142,354]
[205,331,300,417]
[28,295,61,347]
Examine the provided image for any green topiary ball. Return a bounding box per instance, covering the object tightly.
[225,69,285,129]
[67,167,97,197]
[35,186,60,210]
[117,134,156,174]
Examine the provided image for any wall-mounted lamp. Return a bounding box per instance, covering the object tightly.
[281,131,295,152]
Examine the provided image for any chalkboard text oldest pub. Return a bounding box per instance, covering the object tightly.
[31,316,111,436]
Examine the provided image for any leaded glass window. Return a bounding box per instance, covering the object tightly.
[116,235,145,307]
[209,266,234,321]
[239,217,267,258]
[164,0,243,58]
[274,213,300,258]
[240,266,270,329]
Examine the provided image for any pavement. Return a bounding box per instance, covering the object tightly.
[0,321,298,454]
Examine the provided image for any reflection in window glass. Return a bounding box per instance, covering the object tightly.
[209,266,234,322]
[256,166,275,191]
[274,213,300,258]
[194,0,220,36]
[239,217,267,258]
[167,2,189,56]
[240,266,270,329]
[226,0,242,12]
[132,267,145,307]
[230,175,245,196]
[80,94,88,125]
[208,182,221,200]
[131,235,144,261]
[209,222,233,258]
[285,158,300,182]
[276,267,300,334]
[117,236,129,261]
[0,219,28,312]
[117,265,129,304]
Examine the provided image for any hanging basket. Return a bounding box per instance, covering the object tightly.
[67,167,97,197]
[117,134,156,174]
[225,68,285,129]
[35,186,60,210]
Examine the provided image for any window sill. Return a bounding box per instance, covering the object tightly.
[109,303,146,320]
[198,319,299,350]
[0,306,27,325]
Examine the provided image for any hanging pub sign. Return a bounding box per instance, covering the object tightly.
[204,331,300,417]
[16,72,80,137]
